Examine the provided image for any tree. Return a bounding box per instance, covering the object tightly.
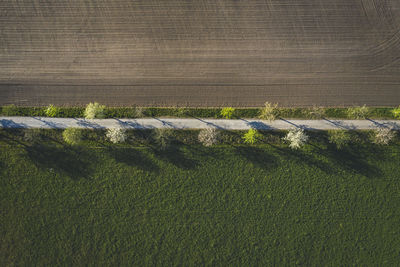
[45,104,59,117]
[347,105,369,119]
[220,107,235,119]
[84,102,106,119]
[63,128,83,145]
[106,128,127,144]
[307,106,325,119]
[283,128,309,149]
[328,130,351,149]
[134,107,145,118]
[259,102,279,121]
[392,106,400,119]
[153,128,173,150]
[373,127,396,145]
[198,128,219,146]
[242,129,260,145]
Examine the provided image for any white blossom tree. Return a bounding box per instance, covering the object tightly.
[373,127,396,145]
[198,128,219,146]
[283,128,309,149]
[106,128,127,144]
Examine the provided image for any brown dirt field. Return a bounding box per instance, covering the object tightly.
[1,0,399,107]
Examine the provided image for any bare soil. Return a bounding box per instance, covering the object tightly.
[1,0,399,107]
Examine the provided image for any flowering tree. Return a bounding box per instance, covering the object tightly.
[283,128,309,149]
[328,130,351,149]
[63,128,83,145]
[84,102,106,119]
[106,128,127,144]
[198,128,219,146]
[347,105,369,119]
[259,102,279,121]
[373,127,396,145]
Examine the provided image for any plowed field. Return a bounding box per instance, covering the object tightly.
[1,0,399,107]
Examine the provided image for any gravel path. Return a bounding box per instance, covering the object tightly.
[1,117,399,130]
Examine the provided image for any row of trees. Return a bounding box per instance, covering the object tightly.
[42,102,400,120]
[221,103,400,120]
[46,102,107,119]
[61,126,397,150]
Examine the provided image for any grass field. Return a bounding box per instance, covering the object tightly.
[1,130,400,265]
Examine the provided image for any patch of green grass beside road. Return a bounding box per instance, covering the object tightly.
[1,130,400,265]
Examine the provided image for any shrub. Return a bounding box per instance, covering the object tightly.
[283,128,308,149]
[198,128,219,146]
[153,128,174,150]
[242,129,261,145]
[373,127,396,145]
[307,106,325,119]
[259,102,279,121]
[328,130,352,149]
[347,105,369,119]
[173,107,189,117]
[134,107,145,118]
[84,102,106,119]
[2,104,18,116]
[392,106,400,119]
[220,107,235,119]
[62,128,83,145]
[45,104,60,117]
[106,128,127,144]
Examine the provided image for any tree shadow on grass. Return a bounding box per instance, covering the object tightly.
[234,146,278,171]
[273,146,339,175]
[323,145,382,178]
[152,144,198,170]
[25,144,94,180]
[107,147,160,173]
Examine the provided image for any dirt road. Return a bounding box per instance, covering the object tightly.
[1,0,399,107]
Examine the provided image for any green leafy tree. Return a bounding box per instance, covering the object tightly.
[392,106,400,119]
[242,129,260,145]
[259,102,279,121]
[220,107,235,119]
[153,128,174,150]
[45,104,60,117]
[84,102,106,119]
[63,128,83,145]
[328,130,351,149]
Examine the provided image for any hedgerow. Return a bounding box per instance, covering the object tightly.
[0,105,397,119]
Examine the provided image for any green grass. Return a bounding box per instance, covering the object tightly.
[1,105,398,119]
[1,130,400,265]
